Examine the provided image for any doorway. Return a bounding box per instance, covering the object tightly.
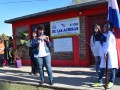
[31,22,50,38]
[88,14,107,65]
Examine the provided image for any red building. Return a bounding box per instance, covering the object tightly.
[5,0,120,66]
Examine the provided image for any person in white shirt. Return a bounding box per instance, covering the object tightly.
[32,25,53,85]
[90,24,103,75]
[93,23,118,89]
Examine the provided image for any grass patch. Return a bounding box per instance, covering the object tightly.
[0,82,53,90]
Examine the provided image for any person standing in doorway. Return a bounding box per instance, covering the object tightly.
[26,31,39,75]
[90,24,103,75]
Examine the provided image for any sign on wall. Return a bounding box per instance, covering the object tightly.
[50,17,80,37]
[53,38,73,52]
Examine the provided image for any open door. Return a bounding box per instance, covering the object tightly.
[31,22,50,38]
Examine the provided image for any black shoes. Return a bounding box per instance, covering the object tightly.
[39,80,54,85]
[39,81,45,85]
[34,73,39,76]
[29,72,39,76]
[29,72,34,75]
[49,80,54,85]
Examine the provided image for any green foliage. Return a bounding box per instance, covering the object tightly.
[20,39,25,44]
[15,31,28,45]
[22,31,28,36]
[19,31,28,44]
[72,0,97,4]
[13,26,29,60]
[0,33,9,40]
[0,82,50,90]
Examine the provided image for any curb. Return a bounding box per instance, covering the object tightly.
[0,80,82,90]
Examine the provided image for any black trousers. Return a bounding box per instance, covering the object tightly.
[0,54,4,66]
[30,55,38,74]
[8,52,14,64]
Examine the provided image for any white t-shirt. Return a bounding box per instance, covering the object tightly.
[34,40,50,57]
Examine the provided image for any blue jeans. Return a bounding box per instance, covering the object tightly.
[36,54,53,81]
[95,56,100,74]
[98,68,116,83]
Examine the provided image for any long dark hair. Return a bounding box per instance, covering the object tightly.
[93,24,102,43]
[36,24,45,37]
[0,38,3,43]
[104,22,114,34]
[94,24,101,34]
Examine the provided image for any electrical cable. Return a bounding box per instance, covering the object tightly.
[0,0,47,4]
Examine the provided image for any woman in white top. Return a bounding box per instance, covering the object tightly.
[90,24,103,75]
[93,23,118,89]
[32,25,53,85]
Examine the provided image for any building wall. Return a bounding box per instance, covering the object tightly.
[79,16,86,60]
[11,4,108,66]
[51,50,74,60]
[50,16,86,64]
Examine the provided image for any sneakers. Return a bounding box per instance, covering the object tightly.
[107,82,113,89]
[92,82,113,89]
[92,82,103,87]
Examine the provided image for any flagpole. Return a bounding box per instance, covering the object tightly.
[106,0,120,89]
[108,0,120,71]
[105,53,108,90]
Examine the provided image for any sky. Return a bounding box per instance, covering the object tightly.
[0,0,72,36]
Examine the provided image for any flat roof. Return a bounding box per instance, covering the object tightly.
[5,0,107,23]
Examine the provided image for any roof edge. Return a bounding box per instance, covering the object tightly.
[4,0,107,24]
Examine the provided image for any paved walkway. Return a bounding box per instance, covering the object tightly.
[0,66,120,90]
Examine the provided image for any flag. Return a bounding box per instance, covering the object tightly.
[108,0,120,67]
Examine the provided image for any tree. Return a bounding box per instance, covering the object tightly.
[13,26,29,60]
[71,0,98,5]
[0,33,9,40]
[1,33,8,40]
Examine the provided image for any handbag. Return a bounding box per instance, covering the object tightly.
[15,59,22,68]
